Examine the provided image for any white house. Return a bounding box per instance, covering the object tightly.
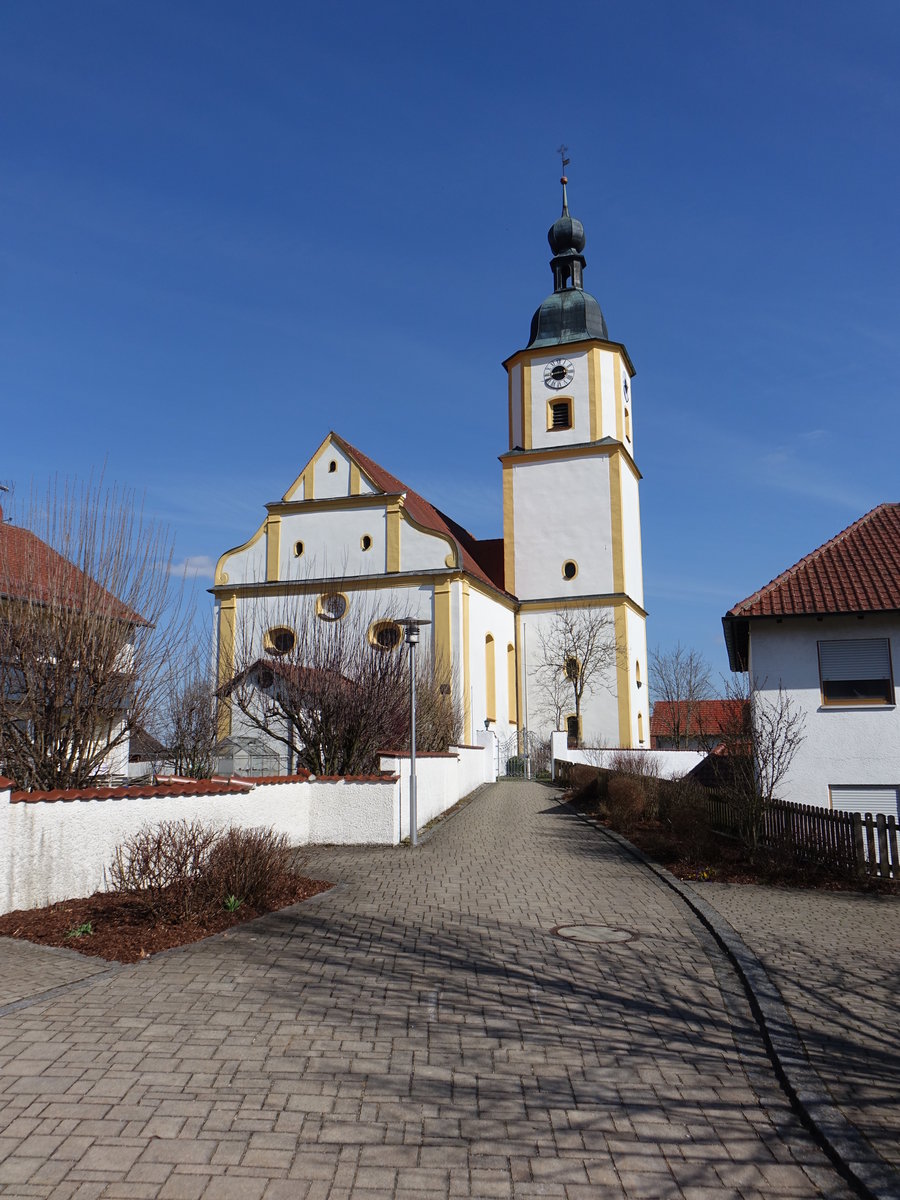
[723,503,900,818]
[212,177,650,766]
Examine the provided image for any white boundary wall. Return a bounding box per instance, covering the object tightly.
[550,732,706,780]
[0,742,493,915]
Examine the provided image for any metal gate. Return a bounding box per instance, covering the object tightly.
[498,730,546,780]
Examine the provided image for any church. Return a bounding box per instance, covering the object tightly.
[212,177,650,765]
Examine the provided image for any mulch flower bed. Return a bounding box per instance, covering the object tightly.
[0,876,332,964]
[561,792,899,893]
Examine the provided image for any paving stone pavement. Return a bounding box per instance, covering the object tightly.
[0,782,860,1199]
[697,880,900,1177]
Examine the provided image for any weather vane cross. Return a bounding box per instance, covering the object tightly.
[557,144,570,176]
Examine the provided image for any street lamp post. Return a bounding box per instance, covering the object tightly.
[397,616,431,847]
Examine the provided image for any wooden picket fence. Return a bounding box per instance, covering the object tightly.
[706,792,900,880]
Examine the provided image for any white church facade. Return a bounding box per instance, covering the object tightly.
[212,179,650,765]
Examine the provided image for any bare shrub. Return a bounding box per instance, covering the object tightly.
[109,819,219,923]
[202,826,295,910]
[661,778,714,857]
[606,775,647,833]
[567,763,603,807]
[606,750,660,819]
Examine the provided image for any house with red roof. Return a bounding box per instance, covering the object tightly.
[0,504,142,787]
[650,698,747,751]
[722,503,900,818]
[212,181,651,774]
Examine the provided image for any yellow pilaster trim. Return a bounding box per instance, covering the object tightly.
[265,515,281,582]
[507,640,517,725]
[349,462,361,495]
[216,597,236,740]
[613,354,624,444]
[386,499,401,572]
[502,466,515,596]
[614,605,632,747]
[507,368,514,449]
[485,634,496,722]
[522,361,532,451]
[462,580,471,743]
[609,453,626,594]
[588,347,601,442]
[303,463,315,500]
[433,580,452,686]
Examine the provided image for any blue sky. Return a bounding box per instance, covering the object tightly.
[3,0,899,679]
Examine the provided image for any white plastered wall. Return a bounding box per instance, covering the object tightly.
[512,456,614,600]
[527,349,591,450]
[519,606,621,747]
[625,607,651,747]
[464,587,517,743]
[280,506,389,578]
[747,615,900,812]
[620,464,645,608]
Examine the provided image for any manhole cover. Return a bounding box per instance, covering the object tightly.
[551,924,634,944]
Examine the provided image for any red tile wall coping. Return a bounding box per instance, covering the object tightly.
[450,744,485,751]
[310,774,400,783]
[0,777,15,790]
[10,779,254,804]
[219,774,310,785]
[378,750,458,759]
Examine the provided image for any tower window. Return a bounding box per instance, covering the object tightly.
[547,398,573,431]
[562,560,578,581]
[361,534,372,551]
[293,540,304,557]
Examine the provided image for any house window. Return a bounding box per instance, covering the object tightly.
[264,627,295,656]
[818,638,894,706]
[547,398,573,431]
[317,593,348,622]
[562,560,578,581]
[369,620,402,651]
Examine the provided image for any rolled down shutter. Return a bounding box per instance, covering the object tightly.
[830,785,900,818]
[818,638,891,680]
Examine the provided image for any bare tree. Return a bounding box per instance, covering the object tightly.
[160,668,220,779]
[224,592,460,777]
[649,643,713,749]
[531,608,617,746]
[0,478,183,790]
[718,673,806,850]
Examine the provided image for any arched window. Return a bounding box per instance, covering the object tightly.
[507,643,517,724]
[485,634,496,723]
[637,712,645,744]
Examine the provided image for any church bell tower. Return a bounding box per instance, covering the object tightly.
[503,173,650,748]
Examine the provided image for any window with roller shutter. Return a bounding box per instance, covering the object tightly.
[817,638,894,706]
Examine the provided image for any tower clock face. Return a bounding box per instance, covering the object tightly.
[543,359,574,390]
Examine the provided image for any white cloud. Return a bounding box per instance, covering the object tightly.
[170,555,216,580]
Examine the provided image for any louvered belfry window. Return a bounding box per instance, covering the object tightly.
[818,638,894,705]
[550,400,572,430]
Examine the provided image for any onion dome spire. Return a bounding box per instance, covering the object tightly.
[527,155,608,348]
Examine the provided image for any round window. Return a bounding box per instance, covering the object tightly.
[293,540,304,557]
[318,593,347,621]
[266,627,295,656]
[371,620,402,651]
[563,560,577,580]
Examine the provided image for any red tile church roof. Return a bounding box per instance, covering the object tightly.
[331,434,509,596]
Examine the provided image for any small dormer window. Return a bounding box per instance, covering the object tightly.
[548,398,573,431]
